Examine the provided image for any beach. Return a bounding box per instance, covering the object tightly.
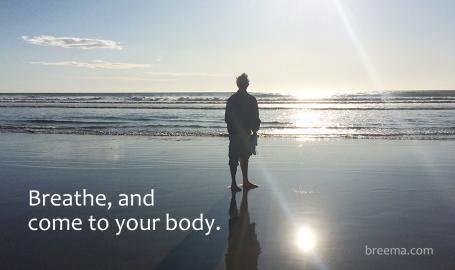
[3,0,455,268]
[1,133,454,269]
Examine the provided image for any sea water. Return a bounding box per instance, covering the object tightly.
[1,90,454,139]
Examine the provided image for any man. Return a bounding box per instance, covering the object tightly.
[225,73,260,192]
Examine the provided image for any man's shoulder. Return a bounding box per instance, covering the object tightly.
[227,92,240,104]
[227,91,257,104]
[227,93,236,101]
[245,92,257,103]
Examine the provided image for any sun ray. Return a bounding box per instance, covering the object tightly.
[331,0,383,90]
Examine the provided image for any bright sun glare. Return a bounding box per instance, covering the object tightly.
[296,226,317,253]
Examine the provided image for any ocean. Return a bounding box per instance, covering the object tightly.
[0,90,454,139]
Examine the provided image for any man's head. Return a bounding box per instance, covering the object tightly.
[236,73,249,91]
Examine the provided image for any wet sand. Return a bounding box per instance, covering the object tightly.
[0,134,454,269]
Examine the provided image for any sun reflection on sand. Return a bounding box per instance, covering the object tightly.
[296,226,317,253]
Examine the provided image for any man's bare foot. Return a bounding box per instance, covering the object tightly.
[230,185,242,192]
[243,181,259,189]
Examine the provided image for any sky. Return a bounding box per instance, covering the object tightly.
[1,0,454,93]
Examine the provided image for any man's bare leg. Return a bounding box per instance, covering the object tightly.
[229,163,242,192]
[240,158,258,189]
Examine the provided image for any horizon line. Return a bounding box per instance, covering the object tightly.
[1,89,455,95]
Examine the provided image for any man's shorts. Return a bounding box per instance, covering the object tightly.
[228,134,251,166]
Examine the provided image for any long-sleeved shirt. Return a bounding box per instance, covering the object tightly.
[225,90,260,135]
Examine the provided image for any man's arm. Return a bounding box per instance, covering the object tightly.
[225,99,230,124]
[225,99,233,134]
[252,98,260,134]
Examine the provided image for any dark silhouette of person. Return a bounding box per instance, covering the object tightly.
[225,190,261,270]
[225,73,260,192]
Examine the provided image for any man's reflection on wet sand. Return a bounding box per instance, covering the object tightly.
[225,190,261,270]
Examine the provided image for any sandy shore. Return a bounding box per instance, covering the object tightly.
[0,134,454,269]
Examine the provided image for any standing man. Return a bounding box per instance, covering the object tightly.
[225,73,260,192]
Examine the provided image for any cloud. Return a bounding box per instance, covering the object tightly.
[86,72,226,82]
[143,71,225,77]
[22,35,122,50]
[30,60,150,69]
[88,76,178,82]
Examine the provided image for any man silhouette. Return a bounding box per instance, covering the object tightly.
[225,73,260,192]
